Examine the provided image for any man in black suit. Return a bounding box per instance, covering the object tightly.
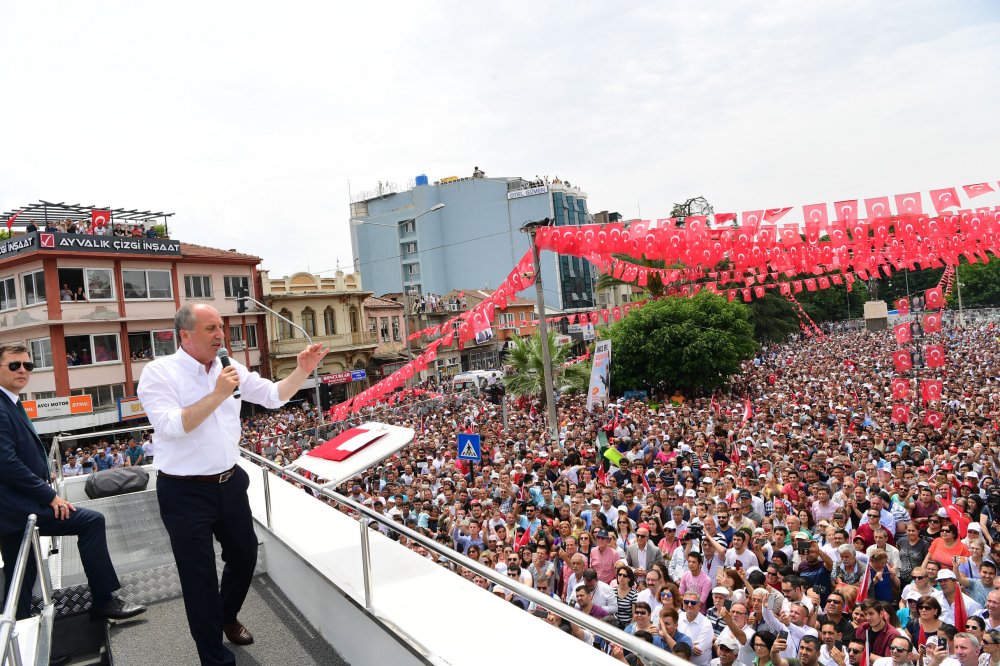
[0,343,145,622]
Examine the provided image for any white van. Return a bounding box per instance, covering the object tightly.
[452,370,502,391]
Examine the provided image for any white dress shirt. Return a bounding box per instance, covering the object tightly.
[679,612,715,666]
[137,347,284,475]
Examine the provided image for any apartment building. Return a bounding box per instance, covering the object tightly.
[0,202,266,434]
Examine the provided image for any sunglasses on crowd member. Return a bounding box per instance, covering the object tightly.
[6,361,34,372]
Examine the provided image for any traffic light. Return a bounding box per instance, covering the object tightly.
[319,384,333,412]
[237,287,249,313]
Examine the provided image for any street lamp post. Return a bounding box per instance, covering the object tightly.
[239,294,323,417]
[522,219,559,446]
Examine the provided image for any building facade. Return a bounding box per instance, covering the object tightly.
[349,171,597,313]
[0,231,266,434]
[362,295,407,378]
[260,269,377,405]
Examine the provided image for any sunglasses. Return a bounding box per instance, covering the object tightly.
[912,575,926,580]
[6,361,34,372]
[848,648,864,654]
[683,600,700,606]
[890,647,909,654]
[918,605,934,610]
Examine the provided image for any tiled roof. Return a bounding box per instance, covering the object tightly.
[180,242,261,262]
[363,296,402,309]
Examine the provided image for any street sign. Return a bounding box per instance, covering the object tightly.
[457,433,481,462]
[321,372,352,385]
[351,369,367,381]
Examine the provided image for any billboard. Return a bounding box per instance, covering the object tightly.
[586,340,611,411]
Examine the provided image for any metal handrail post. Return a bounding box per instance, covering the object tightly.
[359,518,373,610]
[0,516,38,666]
[30,527,51,608]
[262,467,273,530]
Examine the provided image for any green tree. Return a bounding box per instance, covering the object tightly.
[797,281,870,321]
[746,293,799,342]
[606,292,757,394]
[502,331,591,405]
[951,260,1000,308]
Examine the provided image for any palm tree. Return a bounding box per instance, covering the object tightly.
[503,331,592,405]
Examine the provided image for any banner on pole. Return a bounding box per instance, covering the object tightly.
[586,340,611,411]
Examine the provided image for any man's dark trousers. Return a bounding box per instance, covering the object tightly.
[157,466,257,666]
[1,507,119,619]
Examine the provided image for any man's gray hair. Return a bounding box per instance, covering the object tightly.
[175,303,198,339]
[955,632,980,651]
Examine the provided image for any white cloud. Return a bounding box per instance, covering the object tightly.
[1,1,997,280]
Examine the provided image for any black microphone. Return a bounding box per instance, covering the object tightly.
[217,347,241,400]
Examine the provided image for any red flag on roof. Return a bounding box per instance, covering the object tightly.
[5,210,22,230]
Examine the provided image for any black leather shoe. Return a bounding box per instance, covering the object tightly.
[90,596,147,621]
[49,655,72,666]
[223,621,254,645]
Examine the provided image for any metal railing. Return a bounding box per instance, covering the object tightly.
[0,515,54,666]
[269,333,377,355]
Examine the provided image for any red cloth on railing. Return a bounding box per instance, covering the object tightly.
[308,428,387,462]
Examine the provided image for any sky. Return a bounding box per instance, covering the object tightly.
[2,1,999,282]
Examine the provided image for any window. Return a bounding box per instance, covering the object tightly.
[245,324,258,350]
[70,383,125,410]
[349,306,359,333]
[404,242,417,254]
[277,309,294,339]
[122,269,172,299]
[380,317,389,342]
[32,391,56,401]
[301,307,316,337]
[229,325,243,342]
[325,307,337,335]
[21,270,45,306]
[399,220,416,234]
[28,338,53,369]
[65,333,120,366]
[0,277,15,311]
[57,268,114,302]
[184,275,212,299]
[368,317,377,335]
[406,263,419,276]
[223,275,249,298]
[127,330,176,360]
[392,317,400,342]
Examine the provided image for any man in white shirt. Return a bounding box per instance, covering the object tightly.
[679,591,715,666]
[138,304,327,666]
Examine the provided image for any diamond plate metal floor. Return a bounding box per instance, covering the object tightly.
[40,490,264,618]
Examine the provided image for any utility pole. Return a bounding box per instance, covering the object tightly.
[522,219,559,445]
[956,263,965,327]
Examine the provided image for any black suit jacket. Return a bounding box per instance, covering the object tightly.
[0,395,55,534]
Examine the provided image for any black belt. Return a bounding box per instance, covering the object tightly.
[158,465,237,484]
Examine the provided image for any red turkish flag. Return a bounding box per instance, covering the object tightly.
[91,210,111,228]
[926,344,945,368]
[834,200,859,223]
[963,183,995,199]
[764,208,792,223]
[896,298,910,315]
[893,322,912,344]
[925,287,944,309]
[612,306,621,321]
[923,410,944,429]
[802,203,829,227]
[891,378,910,400]
[742,210,764,231]
[921,379,943,404]
[929,188,961,214]
[891,404,910,424]
[865,196,892,220]
[892,349,913,373]
[924,312,942,333]
[895,193,924,215]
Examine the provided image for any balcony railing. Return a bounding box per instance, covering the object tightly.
[270,332,377,355]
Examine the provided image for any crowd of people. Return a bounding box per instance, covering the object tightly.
[21,218,161,237]
[60,435,152,475]
[233,318,1000,664]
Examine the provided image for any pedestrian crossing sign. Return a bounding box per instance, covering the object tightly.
[457,433,481,462]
